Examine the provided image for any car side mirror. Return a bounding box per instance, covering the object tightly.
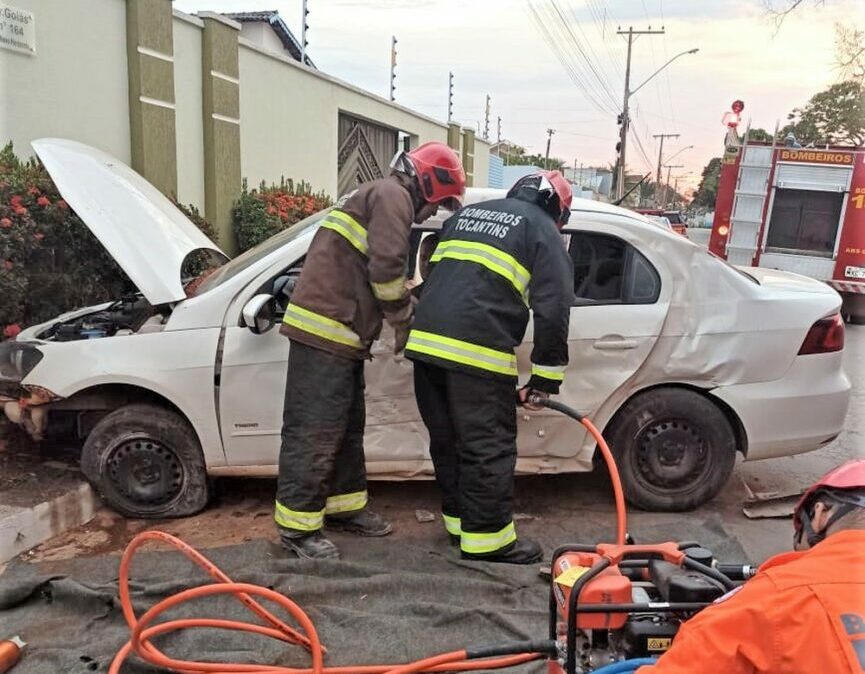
[242,294,276,334]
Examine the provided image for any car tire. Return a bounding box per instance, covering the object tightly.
[81,403,210,518]
[605,388,736,512]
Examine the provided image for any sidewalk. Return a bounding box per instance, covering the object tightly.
[0,428,100,565]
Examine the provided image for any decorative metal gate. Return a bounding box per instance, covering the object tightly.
[337,114,399,197]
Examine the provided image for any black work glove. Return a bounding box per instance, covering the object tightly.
[517,386,549,411]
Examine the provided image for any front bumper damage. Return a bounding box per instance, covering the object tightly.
[0,341,61,440]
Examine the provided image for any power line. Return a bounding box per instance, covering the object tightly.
[535,1,618,115]
[550,0,621,112]
[526,1,619,118]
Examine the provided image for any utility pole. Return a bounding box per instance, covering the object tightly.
[300,0,309,66]
[389,36,397,102]
[573,158,578,182]
[545,128,555,170]
[484,95,491,140]
[653,133,679,206]
[447,72,454,123]
[662,164,684,208]
[615,26,666,200]
[579,162,584,188]
[497,116,502,146]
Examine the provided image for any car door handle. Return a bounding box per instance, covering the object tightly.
[593,337,639,350]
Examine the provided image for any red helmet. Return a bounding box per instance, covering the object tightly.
[507,170,573,227]
[793,460,865,547]
[393,142,465,211]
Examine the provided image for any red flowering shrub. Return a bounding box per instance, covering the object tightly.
[232,178,331,253]
[0,143,215,339]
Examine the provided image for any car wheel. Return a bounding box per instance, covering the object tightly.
[81,403,209,518]
[605,388,736,512]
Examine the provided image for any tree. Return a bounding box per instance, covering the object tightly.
[836,24,865,83]
[505,145,566,171]
[743,128,775,143]
[782,80,865,146]
[691,157,722,209]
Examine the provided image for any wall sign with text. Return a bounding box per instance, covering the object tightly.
[0,4,35,56]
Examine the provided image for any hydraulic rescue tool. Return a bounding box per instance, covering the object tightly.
[108,398,756,674]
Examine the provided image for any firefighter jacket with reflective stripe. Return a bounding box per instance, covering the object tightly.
[406,192,574,393]
[638,530,865,674]
[281,177,415,359]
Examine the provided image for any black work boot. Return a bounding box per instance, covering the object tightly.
[325,509,393,537]
[448,533,460,547]
[281,531,340,560]
[461,538,543,565]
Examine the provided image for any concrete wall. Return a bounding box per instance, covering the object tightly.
[173,12,205,207]
[0,0,130,161]
[238,40,481,197]
[0,1,489,250]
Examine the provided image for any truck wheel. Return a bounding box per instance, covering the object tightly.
[604,388,736,512]
[81,403,209,518]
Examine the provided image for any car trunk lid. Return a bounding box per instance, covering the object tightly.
[32,138,227,305]
[742,266,840,296]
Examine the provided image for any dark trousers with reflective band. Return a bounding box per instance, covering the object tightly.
[275,340,367,536]
[413,361,518,554]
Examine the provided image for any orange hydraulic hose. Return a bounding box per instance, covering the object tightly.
[581,416,627,547]
[110,531,546,674]
[531,397,627,546]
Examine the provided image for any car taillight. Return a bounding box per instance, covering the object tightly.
[798,313,844,355]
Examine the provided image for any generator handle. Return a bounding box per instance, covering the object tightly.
[596,542,685,565]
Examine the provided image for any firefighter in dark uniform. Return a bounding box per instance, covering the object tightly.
[407,171,574,564]
[275,142,466,560]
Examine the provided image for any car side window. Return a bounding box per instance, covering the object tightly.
[568,232,660,305]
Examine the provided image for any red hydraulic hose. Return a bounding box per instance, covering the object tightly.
[110,531,545,674]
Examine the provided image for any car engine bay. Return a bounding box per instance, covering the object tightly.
[36,295,162,342]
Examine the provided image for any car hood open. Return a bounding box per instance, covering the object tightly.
[32,138,227,305]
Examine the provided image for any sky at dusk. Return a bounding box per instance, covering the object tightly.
[175,0,863,189]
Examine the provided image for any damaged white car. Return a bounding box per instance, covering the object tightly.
[0,139,851,517]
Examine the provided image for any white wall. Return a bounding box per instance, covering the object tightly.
[474,138,490,189]
[0,0,130,162]
[239,22,288,58]
[173,13,205,208]
[239,40,459,197]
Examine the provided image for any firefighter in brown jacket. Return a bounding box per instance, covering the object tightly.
[275,142,466,559]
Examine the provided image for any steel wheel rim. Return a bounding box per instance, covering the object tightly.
[105,433,186,509]
[631,418,711,493]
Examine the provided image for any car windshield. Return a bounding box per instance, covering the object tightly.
[195,209,329,294]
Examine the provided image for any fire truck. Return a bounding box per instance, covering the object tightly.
[709,142,865,322]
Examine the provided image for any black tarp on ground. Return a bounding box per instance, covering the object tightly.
[0,514,747,674]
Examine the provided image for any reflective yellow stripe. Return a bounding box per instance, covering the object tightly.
[321,210,369,255]
[405,329,518,377]
[431,239,531,301]
[371,276,407,302]
[460,522,517,554]
[325,490,368,514]
[283,303,363,349]
[532,363,566,382]
[443,514,462,536]
[274,501,324,532]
